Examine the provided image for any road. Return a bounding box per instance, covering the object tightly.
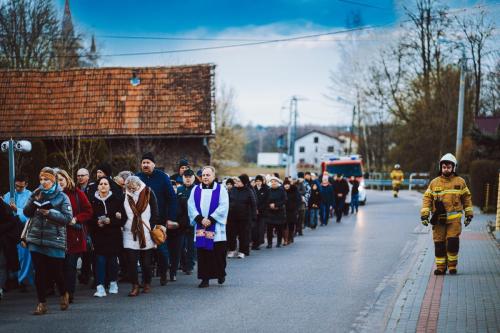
[0,190,429,333]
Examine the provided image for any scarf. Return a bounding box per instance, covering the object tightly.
[127,187,150,249]
[41,183,57,195]
[193,182,221,251]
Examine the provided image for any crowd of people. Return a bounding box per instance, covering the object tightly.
[0,152,362,315]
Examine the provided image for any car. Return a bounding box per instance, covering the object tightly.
[321,154,367,205]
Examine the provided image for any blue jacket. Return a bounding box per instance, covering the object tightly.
[319,184,334,205]
[137,169,177,224]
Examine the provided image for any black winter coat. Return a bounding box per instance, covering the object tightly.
[332,179,350,199]
[89,192,126,256]
[229,186,257,224]
[309,188,321,209]
[174,184,195,237]
[0,201,19,271]
[254,184,269,216]
[285,185,301,213]
[263,186,287,225]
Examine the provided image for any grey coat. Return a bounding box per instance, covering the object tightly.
[23,186,73,251]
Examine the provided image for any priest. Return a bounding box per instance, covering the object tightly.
[188,166,229,288]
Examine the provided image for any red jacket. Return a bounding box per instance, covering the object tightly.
[65,188,93,254]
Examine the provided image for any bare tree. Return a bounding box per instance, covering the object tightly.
[210,85,245,172]
[0,0,59,69]
[455,9,495,117]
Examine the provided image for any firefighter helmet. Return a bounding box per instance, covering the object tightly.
[439,153,457,172]
[394,164,400,169]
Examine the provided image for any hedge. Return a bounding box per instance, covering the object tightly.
[469,160,500,213]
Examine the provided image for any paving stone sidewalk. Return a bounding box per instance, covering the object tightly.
[385,209,500,333]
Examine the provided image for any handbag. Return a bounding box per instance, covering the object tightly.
[142,221,167,246]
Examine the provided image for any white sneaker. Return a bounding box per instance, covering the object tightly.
[227,251,237,258]
[237,252,245,259]
[93,284,107,297]
[108,281,118,294]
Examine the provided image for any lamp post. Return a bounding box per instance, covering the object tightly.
[1,139,32,204]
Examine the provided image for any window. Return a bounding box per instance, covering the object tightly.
[299,146,305,153]
[299,158,305,164]
[314,137,319,143]
[315,147,318,152]
[328,146,334,153]
[314,158,318,163]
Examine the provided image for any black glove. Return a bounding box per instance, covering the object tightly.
[464,216,472,227]
[421,216,429,227]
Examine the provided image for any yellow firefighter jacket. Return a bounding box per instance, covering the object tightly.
[390,169,404,186]
[421,175,473,222]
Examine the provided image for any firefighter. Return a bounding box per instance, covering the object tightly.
[390,164,404,198]
[420,153,473,275]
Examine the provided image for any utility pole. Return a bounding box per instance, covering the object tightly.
[286,96,299,177]
[456,46,466,160]
[348,105,356,155]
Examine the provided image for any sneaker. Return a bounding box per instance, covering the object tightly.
[93,285,107,297]
[109,281,118,294]
[237,252,245,259]
[227,251,237,258]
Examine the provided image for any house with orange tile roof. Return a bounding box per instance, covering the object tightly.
[0,64,215,175]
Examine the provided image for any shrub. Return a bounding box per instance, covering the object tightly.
[469,160,500,213]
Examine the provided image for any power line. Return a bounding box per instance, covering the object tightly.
[337,0,391,11]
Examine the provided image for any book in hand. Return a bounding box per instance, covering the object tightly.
[34,201,53,210]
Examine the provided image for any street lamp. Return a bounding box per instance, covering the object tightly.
[1,139,32,204]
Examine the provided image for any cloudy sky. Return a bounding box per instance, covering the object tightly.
[56,0,497,126]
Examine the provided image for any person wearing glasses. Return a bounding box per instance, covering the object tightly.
[188,166,229,288]
[76,168,92,200]
[3,174,33,291]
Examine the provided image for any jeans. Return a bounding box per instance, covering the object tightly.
[64,253,81,294]
[309,208,319,228]
[320,203,330,225]
[168,234,184,277]
[181,230,195,272]
[157,241,170,277]
[334,197,345,222]
[96,255,118,285]
[350,194,359,213]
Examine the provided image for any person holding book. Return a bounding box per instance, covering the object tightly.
[23,167,73,315]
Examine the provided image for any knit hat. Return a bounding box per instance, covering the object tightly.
[183,169,195,177]
[297,172,305,179]
[196,169,203,177]
[178,158,189,169]
[255,175,264,182]
[141,152,155,164]
[96,162,112,177]
[238,174,250,186]
[225,178,235,185]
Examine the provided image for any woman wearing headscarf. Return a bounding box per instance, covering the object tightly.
[227,174,257,259]
[56,169,93,304]
[90,177,126,297]
[264,176,287,248]
[122,176,159,296]
[188,166,229,288]
[23,167,73,315]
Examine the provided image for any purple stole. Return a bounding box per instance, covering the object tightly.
[194,183,221,250]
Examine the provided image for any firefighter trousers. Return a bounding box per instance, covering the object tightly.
[432,220,462,271]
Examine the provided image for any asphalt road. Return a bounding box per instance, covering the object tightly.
[0,190,428,333]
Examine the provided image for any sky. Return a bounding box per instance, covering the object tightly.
[55,0,498,127]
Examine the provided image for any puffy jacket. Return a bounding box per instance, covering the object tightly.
[254,184,269,215]
[24,186,73,251]
[65,188,93,254]
[229,186,257,223]
[263,186,287,225]
[319,184,333,204]
[421,175,473,222]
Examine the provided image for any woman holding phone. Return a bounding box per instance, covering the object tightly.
[90,177,126,297]
[23,167,73,315]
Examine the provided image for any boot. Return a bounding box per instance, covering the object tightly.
[160,273,167,286]
[128,284,140,297]
[142,283,151,294]
[60,292,70,311]
[198,279,209,288]
[434,269,446,275]
[33,302,48,315]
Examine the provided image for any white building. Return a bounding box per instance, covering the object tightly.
[294,130,344,167]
